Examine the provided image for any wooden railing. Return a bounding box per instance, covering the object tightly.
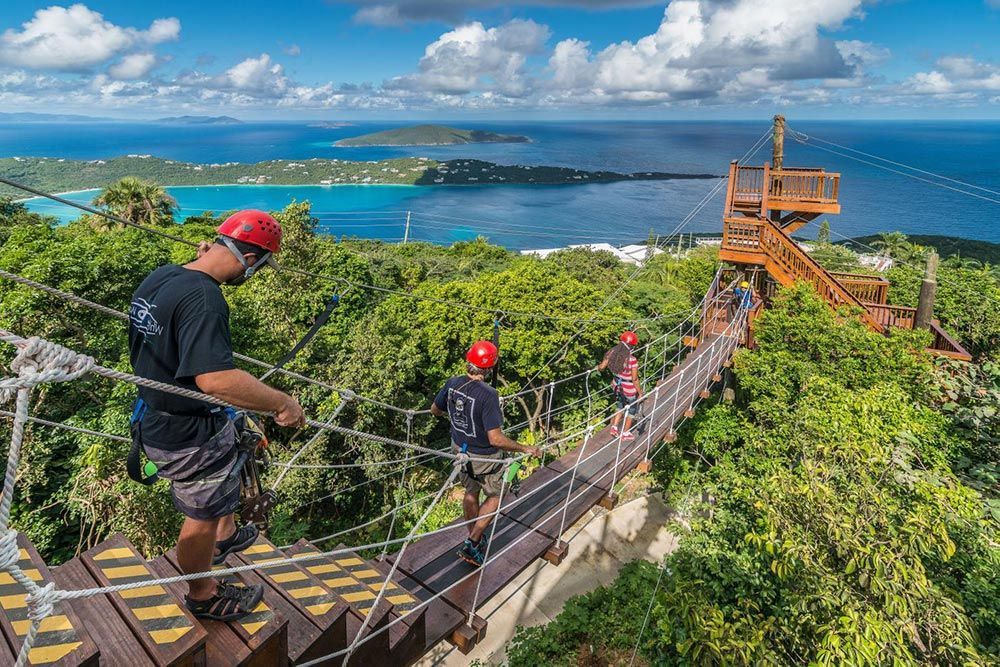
[930,321,972,360]
[863,302,917,329]
[725,161,840,216]
[769,167,840,205]
[830,272,889,304]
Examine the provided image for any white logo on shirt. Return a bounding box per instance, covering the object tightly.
[448,388,477,439]
[130,298,163,336]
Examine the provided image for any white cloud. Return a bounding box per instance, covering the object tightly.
[389,19,550,96]
[222,54,289,93]
[108,52,158,80]
[284,43,301,56]
[0,4,179,71]
[903,56,1000,98]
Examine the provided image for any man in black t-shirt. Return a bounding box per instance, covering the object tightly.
[129,210,304,622]
[431,341,541,567]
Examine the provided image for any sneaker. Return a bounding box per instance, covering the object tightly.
[621,431,635,441]
[610,426,620,437]
[457,539,486,567]
[213,523,259,565]
[186,582,264,622]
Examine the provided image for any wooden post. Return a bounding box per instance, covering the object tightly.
[915,251,938,330]
[771,115,785,223]
[772,115,785,170]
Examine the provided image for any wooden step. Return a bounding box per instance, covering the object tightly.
[52,559,155,667]
[284,540,394,665]
[80,534,206,666]
[234,535,348,664]
[158,551,289,667]
[287,540,428,663]
[0,534,99,666]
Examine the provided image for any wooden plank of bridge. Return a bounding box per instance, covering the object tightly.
[161,550,289,667]
[0,535,99,667]
[80,534,206,667]
[387,507,552,647]
[234,535,348,664]
[51,559,155,667]
[145,557,251,667]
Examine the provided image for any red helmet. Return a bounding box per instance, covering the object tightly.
[218,209,282,254]
[620,331,638,346]
[466,341,498,369]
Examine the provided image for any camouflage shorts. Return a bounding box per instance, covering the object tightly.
[453,444,506,498]
[141,418,241,521]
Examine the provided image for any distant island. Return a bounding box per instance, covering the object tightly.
[309,121,357,129]
[0,155,716,197]
[156,116,243,125]
[0,111,117,123]
[336,124,530,147]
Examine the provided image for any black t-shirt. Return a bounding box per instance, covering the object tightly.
[434,376,503,455]
[128,265,235,448]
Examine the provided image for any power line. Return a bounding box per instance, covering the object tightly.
[788,129,1000,206]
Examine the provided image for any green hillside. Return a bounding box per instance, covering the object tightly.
[335,124,530,147]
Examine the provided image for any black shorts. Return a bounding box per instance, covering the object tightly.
[140,416,241,520]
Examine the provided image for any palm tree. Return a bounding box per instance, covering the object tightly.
[91,177,176,229]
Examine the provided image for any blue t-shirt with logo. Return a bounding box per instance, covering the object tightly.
[434,376,503,455]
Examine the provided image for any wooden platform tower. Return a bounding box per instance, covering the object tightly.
[718,115,970,361]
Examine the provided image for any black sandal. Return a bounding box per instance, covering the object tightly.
[186,582,264,622]
[213,523,259,565]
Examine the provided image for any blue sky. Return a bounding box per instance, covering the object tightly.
[1,0,998,119]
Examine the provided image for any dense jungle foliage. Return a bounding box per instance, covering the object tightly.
[508,284,999,665]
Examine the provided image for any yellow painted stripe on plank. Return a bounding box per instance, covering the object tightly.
[288,586,327,600]
[323,576,359,589]
[28,642,83,665]
[368,581,400,592]
[242,621,267,635]
[305,563,339,575]
[149,626,193,644]
[94,547,136,560]
[103,565,151,579]
[121,584,166,599]
[18,549,28,560]
[271,570,308,584]
[0,570,42,584]
[387,594,416,605]
[0,593,28,609]
[132,604,186,621]
[352,569,380,579]
[11,615,73,635]
[335,558,364,567]
[243,544,274,555]
[341,591,376,603]
[305,602,336,615]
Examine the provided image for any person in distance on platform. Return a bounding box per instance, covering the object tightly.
[128,210,305,622]
[431,341,542,567]
[595,331,642,441]
[730,280,755,318]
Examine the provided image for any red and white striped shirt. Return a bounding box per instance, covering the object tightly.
[615,355,639,397]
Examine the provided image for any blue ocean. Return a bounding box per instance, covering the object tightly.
[6,120,999,247]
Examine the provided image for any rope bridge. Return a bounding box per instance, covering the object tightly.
[0,274,749,666]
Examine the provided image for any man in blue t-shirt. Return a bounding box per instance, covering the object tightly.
[432,340,541,566]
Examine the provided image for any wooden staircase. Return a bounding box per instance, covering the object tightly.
[0,530,433,666]
[719,159,971,361]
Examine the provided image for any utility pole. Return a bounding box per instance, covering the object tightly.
[772,114,785,170]
[915,251,938,330]
[403,210,411,244]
